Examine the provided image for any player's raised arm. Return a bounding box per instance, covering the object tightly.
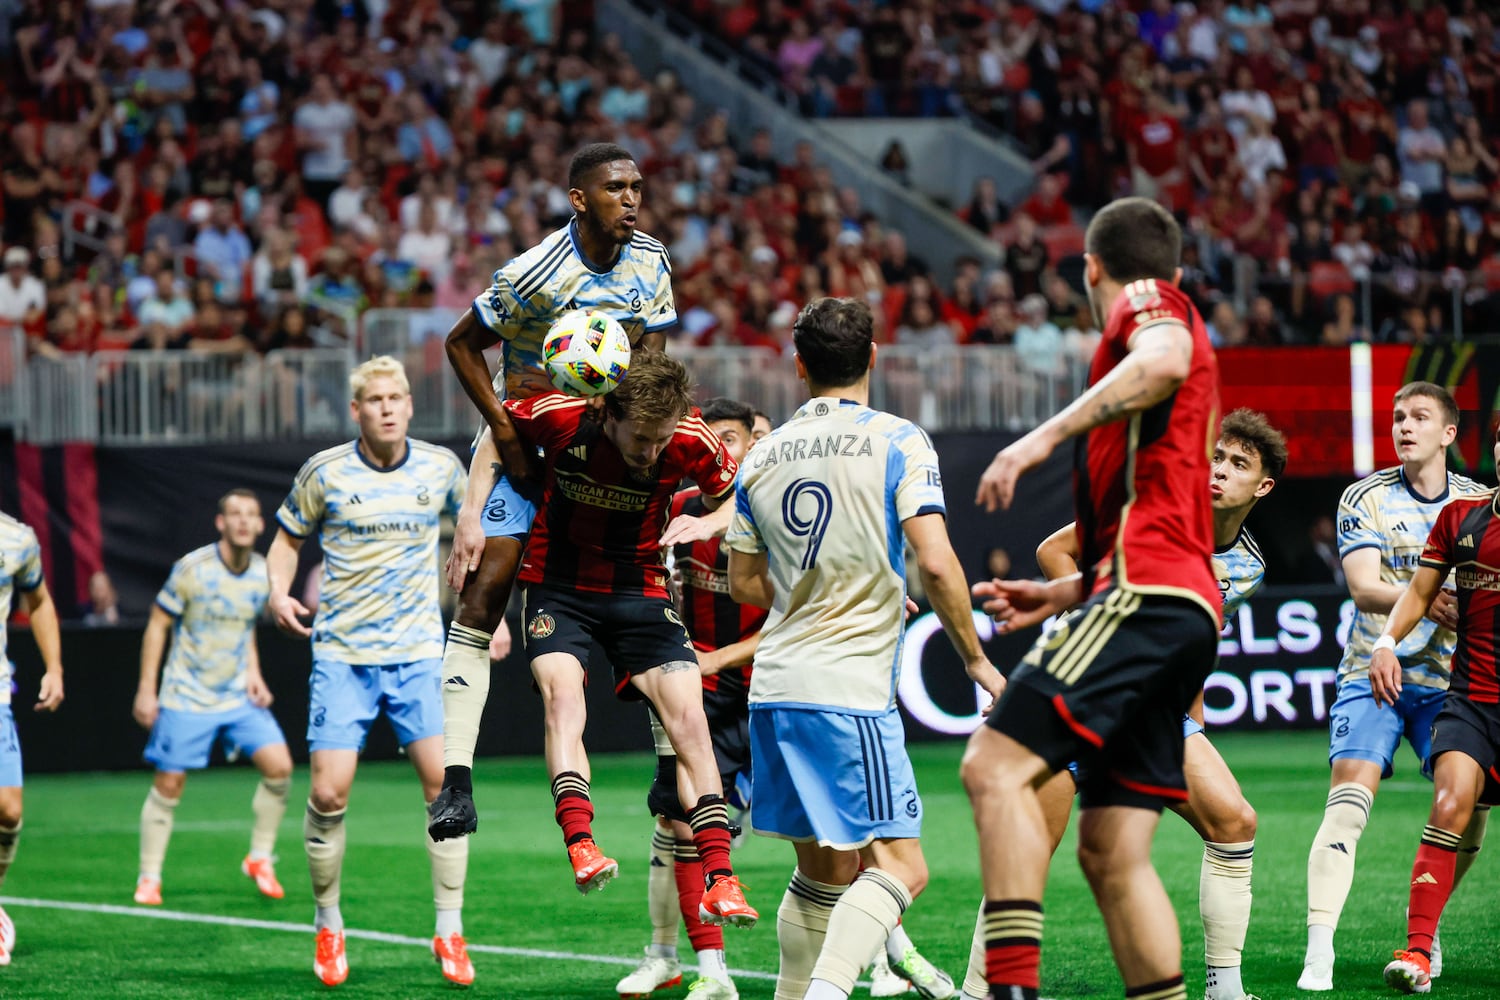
[21,582,63,712]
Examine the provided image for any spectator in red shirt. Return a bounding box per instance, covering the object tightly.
[1128,91,1188,209]
[1019,174,1073,228]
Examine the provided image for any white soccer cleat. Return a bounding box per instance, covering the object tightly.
[1297,957,1334,992]
[869,949,911,997]
[0,905,14,966]
[1429,925,1442,979]
[615,948,682,998]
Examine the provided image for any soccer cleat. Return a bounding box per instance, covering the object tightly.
[242,855,285,900]
[1430,925,1442,979]
[0,906,13,966]
[891,945,958,999]
[615,948,682,997]
[568,839,619,894]
[1383,950,1432,994]
[1297,956,1334,992]
[1205,994,1264,1000]
[687,975,740,999]
[428,786,479,842]
[134,876,162,906]
[699,875,758,928]
[314,927,349,986]
[869,949,911,997]
[433,932,475,986]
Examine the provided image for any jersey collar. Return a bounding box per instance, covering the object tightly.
[568,218,620,275]
[355,437,412,473]
[1398,465,1448,504]
[792,396,863,420]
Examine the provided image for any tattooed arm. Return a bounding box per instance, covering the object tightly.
[976,320,1193,512]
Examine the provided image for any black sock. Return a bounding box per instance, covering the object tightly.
[443,765,473,795]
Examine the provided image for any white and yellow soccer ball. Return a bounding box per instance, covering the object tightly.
[541,309,633,397]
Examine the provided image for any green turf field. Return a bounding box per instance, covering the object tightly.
[1,731,1495,998]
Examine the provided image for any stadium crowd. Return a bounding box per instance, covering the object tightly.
[673,0,1500,343]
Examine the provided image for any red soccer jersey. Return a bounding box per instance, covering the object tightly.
[1419,492,1500,703]
[506,395,738,598]
[1074,279,1221,623]
[669,487,768,694]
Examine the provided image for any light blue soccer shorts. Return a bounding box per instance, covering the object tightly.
[0,706,22,787]
[1183,714,1205,739]
[749,705,922,850]
[307,659,443,752]
[482,472,537,540]
[145,703,287,772]
[1328,676,1446,779]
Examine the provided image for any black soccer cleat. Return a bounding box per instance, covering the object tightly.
[427,786,479,841]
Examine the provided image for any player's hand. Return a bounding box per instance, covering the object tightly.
[269,593,313,638]
[132,688,159,729]
[976,430,1055,512]
[1370,647,1402,707]
[967,658,1006,715]
[660,509,730,547]
[1426,587,1459,631]
[447,507,486,592]
[697,648,723,677]
[245,672,274,708]
[904,596,919,621]
[973,578,1064,633]
[489,618,512,661]
[35,670,63,713]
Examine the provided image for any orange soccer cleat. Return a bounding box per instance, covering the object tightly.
[314,927,349,986]
[699,875,758,928]
[0,905,14,966]
[1383,949,1432,995]
[133,876,162,906]
[242,855,285,900]
[433,932,476,986]
[567,838,620,894]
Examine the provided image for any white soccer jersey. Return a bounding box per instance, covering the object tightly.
[0,513,44,706]
[725,397,946,715]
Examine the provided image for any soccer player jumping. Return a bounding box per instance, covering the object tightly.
[497,351,757,927]
[430,142,676,842]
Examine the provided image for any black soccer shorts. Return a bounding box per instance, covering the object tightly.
[520,584,696,701]
[986,587,1219,810]
[1429,692,1500,807]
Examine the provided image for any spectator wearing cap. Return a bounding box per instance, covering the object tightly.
[0,248,45,330]
[1014,294,1066,377]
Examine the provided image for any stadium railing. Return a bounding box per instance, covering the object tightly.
[0,328,24,430]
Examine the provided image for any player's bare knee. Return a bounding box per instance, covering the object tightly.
[309,783,348,813]
[1430,786,1473,834]
[960,749,1024,804]
[153,771,187,799]
[0,798,21,828]
[1204,798,1257,844]
[455,577,508,633]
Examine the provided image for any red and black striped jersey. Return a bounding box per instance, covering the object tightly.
[1076,279,1221,625]
[506,395,738,598]
[669,487,768,694]
[1420,491,1500,703]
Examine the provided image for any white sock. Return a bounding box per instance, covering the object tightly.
[435,908,462,938]
[1306,782,1372,938]
[647,942,677,960]
[1306,922,1334,962]
[885,921,914,964]
[1205,963,1244,1000]
[648,825,677,948]
[804,981,848,1000]
[315,905,344,932]
[696,948,727,979]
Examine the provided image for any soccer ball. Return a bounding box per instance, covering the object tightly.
[542,309,632,397]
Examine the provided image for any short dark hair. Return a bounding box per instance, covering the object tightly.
[568,143,637,189]
[605,349,694,425]
[1219,409,1288,480]
[753,409,773,428]
[1084,196,1181,284]
[218,488,260,514]
[793,297,873,389]
[1393,381,1459,427]
[700,397,754,435]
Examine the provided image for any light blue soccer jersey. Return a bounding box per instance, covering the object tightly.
[276,440,465,665]
[726,397,947,715]
[471,220,675,401]
[154,543,269,713]
[1213,527,1266,618]
[1336,466,1488,688]
[0,513,44,707]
